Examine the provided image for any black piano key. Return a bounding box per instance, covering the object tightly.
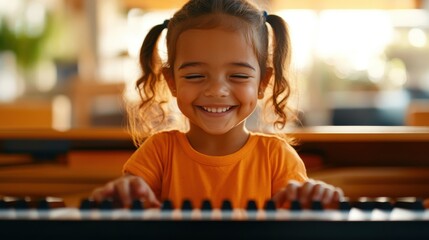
[201,199,212,211]
[264,200,276,211]
[79,198,96,210]
[131,199,144,210]
[37,199,51,210]
[181,199,193,211]
[0,199,6,209]
[246,200,258,211]
[394,198,424,210]
[354,198,376,210]
[221,200,233,210]
[290,200,301,210]
[339,201,351,211]
[99,199,114,210]
[375,198,393,211]
[14,198,29,209]
[161,199,174,211]
[311,201,323,210]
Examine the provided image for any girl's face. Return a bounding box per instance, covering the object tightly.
[165,28,269,135]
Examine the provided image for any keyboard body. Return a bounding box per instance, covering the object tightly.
[1,207,429,239]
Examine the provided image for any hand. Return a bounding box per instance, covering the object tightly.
[90,175,161,208]
[272,179,344,209]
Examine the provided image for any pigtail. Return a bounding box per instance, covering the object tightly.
[128,23,172,146]
[265,14,293,130]
[138,23,166,105]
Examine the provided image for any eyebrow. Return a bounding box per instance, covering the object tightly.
[231,62,256,71]
[178,62,256,71]
[178,62,202,70]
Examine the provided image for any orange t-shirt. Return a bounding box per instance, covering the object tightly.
[123,130,307,209]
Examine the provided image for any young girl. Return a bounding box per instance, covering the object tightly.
[91,0,344,209]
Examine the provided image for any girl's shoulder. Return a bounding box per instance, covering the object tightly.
[135,130,187,156]
[249,131,292,144]
[146,129,184,141]
[248,131,298,153]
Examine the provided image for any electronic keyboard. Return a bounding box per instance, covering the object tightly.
[1,196,428,239]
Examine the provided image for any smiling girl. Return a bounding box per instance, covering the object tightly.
[91,0,344,209]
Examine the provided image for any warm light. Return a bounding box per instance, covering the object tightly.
[52,95,72,131]
[0,52,19,102]
[23,0,46,37]
[386,58,407,87]
[408,28,427,48]
[35,60,57,92]
[126,9,174,59]
[277,10,318,71]
[124,9,174,101]
[317,10,393,73]
[368,57,386,84]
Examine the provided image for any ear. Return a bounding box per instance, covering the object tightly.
[162,67,176,97]
[258,67,273,99]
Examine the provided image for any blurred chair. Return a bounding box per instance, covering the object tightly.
[70,77,126,128]
[406,100,429,126]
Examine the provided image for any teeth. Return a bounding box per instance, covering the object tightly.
[202,106,231,113]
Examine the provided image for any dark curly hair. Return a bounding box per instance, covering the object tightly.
[128,0,296,146]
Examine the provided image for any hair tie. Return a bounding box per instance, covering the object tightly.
[163,19,170,29]
[262,11,268,20]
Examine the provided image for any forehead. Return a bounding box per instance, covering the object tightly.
[177,28,247,51]
[168,14,256,53]
[174,28,258,68]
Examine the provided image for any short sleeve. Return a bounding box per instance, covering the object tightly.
[270,139,308,195]
[122,134,165,198]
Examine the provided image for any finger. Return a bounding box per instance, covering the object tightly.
[113,179,133,208]
[326,187,345,209]
[90,188,105,202]
[272,180,302,208]
[146,189,162,207]
[285,180,301,202]
[272,188,288,208]
[90,182,115,202]
[130,177,161,208]
[320,185,335,205]
[299,180,317,207]
[333,187,345,201]
[130,177,149,199]
[309,181,324,202]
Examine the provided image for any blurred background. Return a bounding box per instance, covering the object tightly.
[1,0,429,130]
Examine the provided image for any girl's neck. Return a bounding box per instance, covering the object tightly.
[186,123,250,156]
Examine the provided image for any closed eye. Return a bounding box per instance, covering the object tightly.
[184,74,204,80]
[230,74,252,82]
[231,74,249,79]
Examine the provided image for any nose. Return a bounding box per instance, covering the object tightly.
[204,79,229,97]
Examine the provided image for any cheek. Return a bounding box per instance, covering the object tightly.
[176,88,195,107]
[237,86,259,105]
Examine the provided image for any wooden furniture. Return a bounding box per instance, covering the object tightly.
[69,78,126,128]
[288,126,429,199]
[0,128,133,207]
[0,101,52,129]
[1,126,429,207]
[406,100,429,126]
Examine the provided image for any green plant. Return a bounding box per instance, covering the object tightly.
[0,13,54,69]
